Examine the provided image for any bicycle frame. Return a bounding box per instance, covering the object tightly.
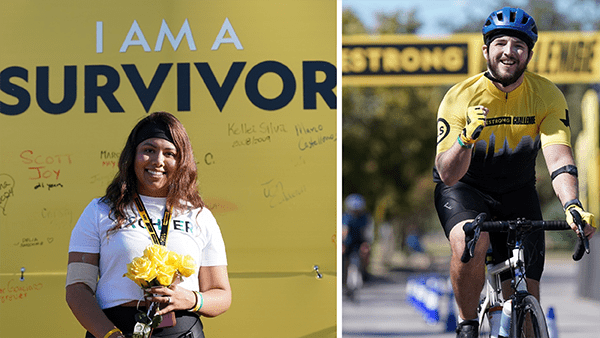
[479,241,527,336]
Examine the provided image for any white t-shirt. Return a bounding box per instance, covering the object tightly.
[68,195,227,309]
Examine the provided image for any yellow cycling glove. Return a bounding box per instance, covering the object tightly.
[460,106,487,146]
[565,203,597,230]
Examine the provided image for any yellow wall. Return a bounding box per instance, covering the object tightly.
[0,1,337,337]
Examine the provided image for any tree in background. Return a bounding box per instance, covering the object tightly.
[342,7,444,254]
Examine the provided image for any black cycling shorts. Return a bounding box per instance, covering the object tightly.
[434,181,545,281]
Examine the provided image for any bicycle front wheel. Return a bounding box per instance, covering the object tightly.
[514,295,549,338]
[345,252,363,302]
[478,310,492,338]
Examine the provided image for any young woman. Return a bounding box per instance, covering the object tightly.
[66,112,231,338]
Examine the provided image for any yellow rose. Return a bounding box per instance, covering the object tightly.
[178,255,196,277]
[124,245,196,287]
[156,264,178,286]
[144,244,168,265]
[165,250,181,267]
[123,256,157,287]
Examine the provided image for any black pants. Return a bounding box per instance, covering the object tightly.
[85,307,204,338]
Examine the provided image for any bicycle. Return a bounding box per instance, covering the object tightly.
[344,249,363,302]
[461,209,590,338]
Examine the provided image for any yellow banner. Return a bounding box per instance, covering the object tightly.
[0,1,336,337]
[343,32,600,86]
[530,31,600,84]
[342,34,482,86]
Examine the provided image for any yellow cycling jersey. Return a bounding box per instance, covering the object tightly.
[434,71,571,193]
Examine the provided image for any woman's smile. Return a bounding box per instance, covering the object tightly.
[134,138,177,197]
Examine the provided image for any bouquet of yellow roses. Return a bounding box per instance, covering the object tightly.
[124,244,196,287]
[123,244,196,337]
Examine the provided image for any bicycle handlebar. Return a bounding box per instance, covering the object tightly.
[461,210,590,264]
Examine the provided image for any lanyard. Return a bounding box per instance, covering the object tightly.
[133,194,173,246]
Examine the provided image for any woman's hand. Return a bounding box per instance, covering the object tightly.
[146,265,231,317]
[145,284,196,315]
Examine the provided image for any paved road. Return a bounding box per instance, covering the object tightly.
[342,256,600,338]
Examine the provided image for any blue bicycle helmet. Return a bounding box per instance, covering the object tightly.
[482,7,538,49]
[344,194,366,212]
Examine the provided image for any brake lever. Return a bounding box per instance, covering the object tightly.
[467,227,481,258]
[460,213,486,263]
[570,208,590,261]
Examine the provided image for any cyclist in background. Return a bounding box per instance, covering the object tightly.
[432,7,596,338]
[342,194,374,286]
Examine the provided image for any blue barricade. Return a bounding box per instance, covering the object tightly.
[406,274,456,332]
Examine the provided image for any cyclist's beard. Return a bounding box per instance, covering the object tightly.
[486,55,527,87]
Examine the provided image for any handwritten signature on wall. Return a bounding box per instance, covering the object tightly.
[19,150,72,180]
[262,179,307,208]
[0,174,15,215]
[13,237,55,248]
[0,279,44,303]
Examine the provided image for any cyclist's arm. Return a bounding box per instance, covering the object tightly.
[542,144,595,237]
[435,92,487,186]
[435,144,472,186]
[543,144,578,205]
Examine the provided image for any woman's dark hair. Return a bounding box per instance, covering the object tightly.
[102,112,203,231]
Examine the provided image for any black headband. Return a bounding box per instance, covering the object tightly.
[134,120,174,147]
[485,29,534,50]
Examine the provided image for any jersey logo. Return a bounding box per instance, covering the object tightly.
[560,109,570,127]
[486,116,535,126]
[437,118,450,145]
[486,117,512,126]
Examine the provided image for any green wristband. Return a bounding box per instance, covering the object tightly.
[457,135,473,149]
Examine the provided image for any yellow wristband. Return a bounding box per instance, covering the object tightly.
[193,291,203,312]
[104,328,122,338]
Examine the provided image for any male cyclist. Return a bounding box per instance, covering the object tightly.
[342,194,374,287]
[433,7,596,338]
